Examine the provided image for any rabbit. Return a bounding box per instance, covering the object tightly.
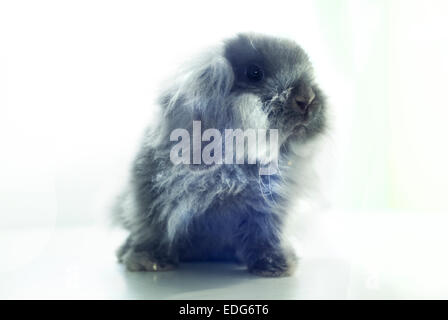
[114,33,327,277]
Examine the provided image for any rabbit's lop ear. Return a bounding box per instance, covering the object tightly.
[162,50,234,116]
[195,55,234,103]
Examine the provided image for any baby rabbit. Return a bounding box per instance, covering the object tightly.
[115,33,327,277]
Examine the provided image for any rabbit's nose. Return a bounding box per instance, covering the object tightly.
[293,86,315,114]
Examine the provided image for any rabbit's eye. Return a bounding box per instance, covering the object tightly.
[245,64,263,82]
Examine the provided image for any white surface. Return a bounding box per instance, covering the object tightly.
[1,212,448,300]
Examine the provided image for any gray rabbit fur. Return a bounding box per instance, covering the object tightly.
[114,33,327,277]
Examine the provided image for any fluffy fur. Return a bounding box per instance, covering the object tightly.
[114,33,327,277]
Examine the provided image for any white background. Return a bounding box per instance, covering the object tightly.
[1,0,448,299]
